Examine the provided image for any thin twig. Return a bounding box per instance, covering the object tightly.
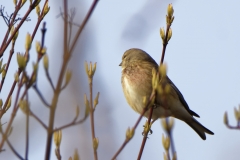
[89,76,98,160]
[29,110,48,130]
[226,124,240,130]
[0,76,23,151]
[45,66,55,90]
[0,0,41,57]
[137,106,154,160]
[6,138,24,160]
[137,9,174,159]
[0,0,21,52]
[0,0,48,118]
[69,0,99,55]
[0,40,15,92]
[111,92,156,160]
[160,24,171,64]
[0,122,24,159]
[0,5,48,149]
[25,89,29,160]
[54,116,88,132]
[33,85,50,107]
[67,9,75,49]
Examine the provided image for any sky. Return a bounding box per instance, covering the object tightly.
[0,0,240,160]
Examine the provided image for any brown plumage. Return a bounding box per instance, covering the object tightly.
[120,48,214,140]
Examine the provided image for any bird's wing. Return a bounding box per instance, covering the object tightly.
[167,76,200,118]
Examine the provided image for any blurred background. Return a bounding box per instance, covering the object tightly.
[0,0,240,159]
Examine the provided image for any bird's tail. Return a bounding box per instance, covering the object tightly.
[185,118,214,140]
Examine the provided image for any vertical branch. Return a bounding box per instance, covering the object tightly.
[137,106,154,160]
[63,0,68,54]
[89,75,98,160]
[85,62,98,160]
[137,4,175,159]
[25,89,29,160]
[111,92,156,160]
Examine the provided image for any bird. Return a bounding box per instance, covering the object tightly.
[119,48,214,140]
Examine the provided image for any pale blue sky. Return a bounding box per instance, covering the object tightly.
[0,0,240,160]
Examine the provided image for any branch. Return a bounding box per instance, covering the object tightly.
[54,115,88,132]
[0,40,15,92]
[29,110,48,130]
[111,92,156,160]
[137,106,154,160]
[33,85,50,107]
[25,89,29,160]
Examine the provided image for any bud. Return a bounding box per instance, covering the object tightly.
[162,134,170,151]
[17,53,27,70]
[126,127,135,140]
[161,118,174,132]
[43,2,50,17]
[93,92,100,109]
[65,70,72,87]
[160,27,165,40]
[2,69,6,79]
[36,4,41,17]
[73,149,80,160]
[14,72,19,82]
[1,64,6,73]
[54,130,62,149]
[92,62,97,75]
[84,94,90,117]
[6,96,12,112]
[21,0,27,7]
[25,33,32,51]
[35,41,41,53]
[167,4,174,18]
[159,63,167,78]
[13,0,17,6]
[93,137,99,150]
[43,54,49,71]
[19,100,29,114]
[167,28,172,42]
[223,112,228,125]
[11,26,19,42]
[152,68,158,90]
[0,59,2,69]
[234,107,240,121]
[32,62,38,73]
[41,47,47,55]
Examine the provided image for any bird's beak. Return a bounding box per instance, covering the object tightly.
[119,62,122,66]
